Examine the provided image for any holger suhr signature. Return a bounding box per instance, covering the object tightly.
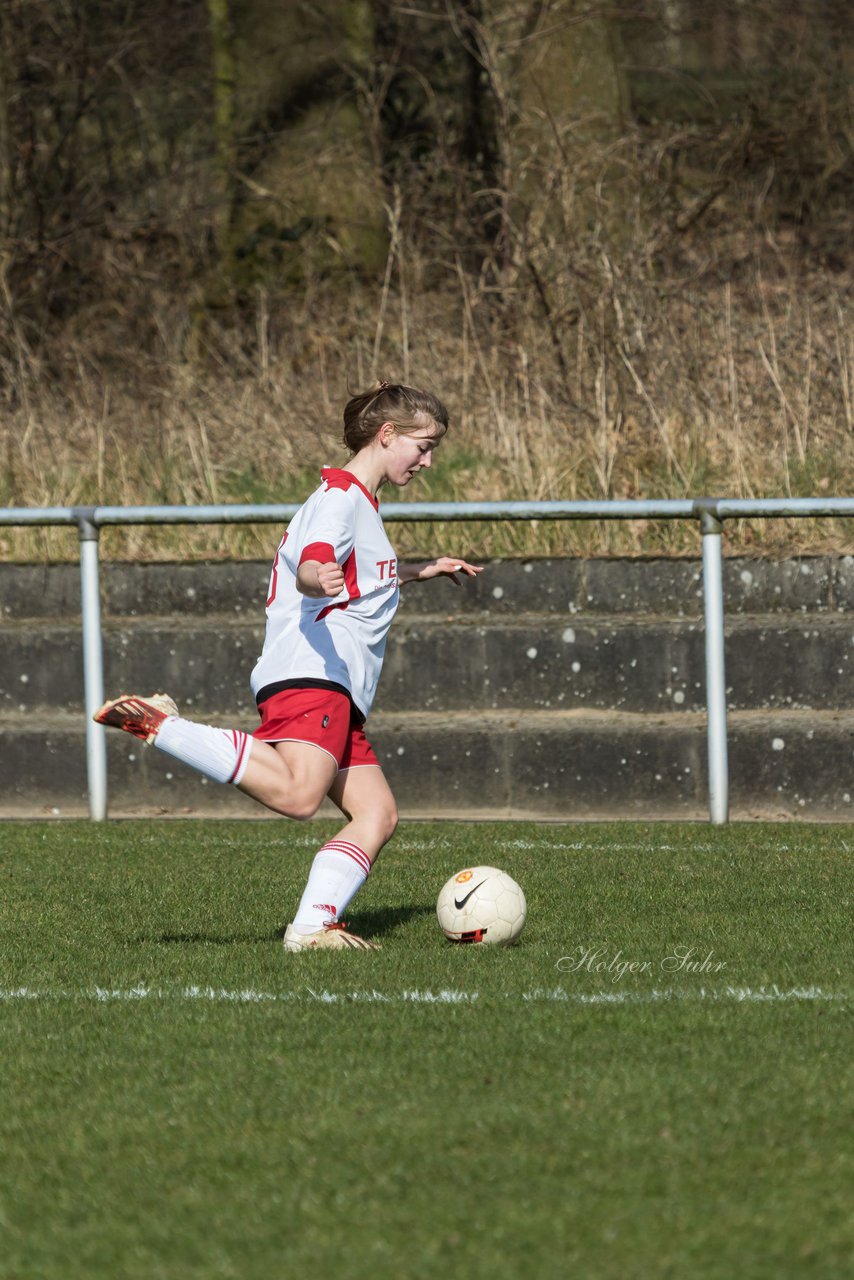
[556,945,728,983]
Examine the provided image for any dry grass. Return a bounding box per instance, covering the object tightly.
[1,115,852,567]
[2,246,851,565]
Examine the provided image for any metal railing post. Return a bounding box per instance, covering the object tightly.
[76,509,107,820]
[697,503,729,824]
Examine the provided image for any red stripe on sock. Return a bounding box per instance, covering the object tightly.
[325,840,370,866]
[228,731,249,784]
[322,841,371,876]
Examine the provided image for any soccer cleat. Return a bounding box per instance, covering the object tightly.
[283,921,381,951]
[93,692,179,743]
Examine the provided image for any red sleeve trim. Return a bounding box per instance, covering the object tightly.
[299,541,336,566]
[315,547,360,623]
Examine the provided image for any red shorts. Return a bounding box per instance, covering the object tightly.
[253,687,379,771]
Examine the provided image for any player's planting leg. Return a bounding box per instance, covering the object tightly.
[283,764,397,952]
[284,839,376,949]
[282,920,380,950]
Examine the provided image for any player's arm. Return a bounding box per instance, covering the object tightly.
[296,539,346,598]
[398,557,483,587]
[295,490,356,599]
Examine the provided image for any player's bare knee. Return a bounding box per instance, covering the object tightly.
[268,790,322,821]
[380,801,399,844]
[294,795,326,821]
[285,804,314,822]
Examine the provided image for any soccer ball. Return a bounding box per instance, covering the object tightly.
[436,865,527,946]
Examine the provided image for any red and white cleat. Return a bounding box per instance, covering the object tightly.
[283,921,381,951]
[93,692,179,744]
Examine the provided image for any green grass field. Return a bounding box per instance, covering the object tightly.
[2,819,853,1279]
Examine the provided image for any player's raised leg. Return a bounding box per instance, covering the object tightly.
[94,693,179,744]
[283,764,398,951]
[236,737,338,820]
[94,692,336,819]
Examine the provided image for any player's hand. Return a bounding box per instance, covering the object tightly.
[408,557,484,587]
[316,561,345,596]
[296,559,345,598]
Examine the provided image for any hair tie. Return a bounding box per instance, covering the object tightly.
[378,380,390,391]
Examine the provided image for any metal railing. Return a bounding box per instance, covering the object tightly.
[3,496,854,824]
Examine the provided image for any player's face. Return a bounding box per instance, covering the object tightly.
[384,422,443,486]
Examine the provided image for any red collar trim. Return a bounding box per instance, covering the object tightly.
[321,467,379,511]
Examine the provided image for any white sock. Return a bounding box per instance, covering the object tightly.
[154,717,252,785]
[291,840,373,932]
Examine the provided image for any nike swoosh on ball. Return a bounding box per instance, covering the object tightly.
[454,880,486,909]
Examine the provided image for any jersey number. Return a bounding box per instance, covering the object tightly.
[266,533,288,607]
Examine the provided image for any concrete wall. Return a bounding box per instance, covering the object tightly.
[2,557,853,820]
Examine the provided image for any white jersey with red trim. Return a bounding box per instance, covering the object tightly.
[249,467,400,719]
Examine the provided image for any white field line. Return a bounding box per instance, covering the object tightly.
[0,985,848,1006]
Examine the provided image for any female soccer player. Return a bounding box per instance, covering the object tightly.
[95,381,482,950]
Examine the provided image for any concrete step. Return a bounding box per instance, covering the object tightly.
[3,555,854,620]
[2,614,852,716]
[4,556,851,822]
[3,709,853,821]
